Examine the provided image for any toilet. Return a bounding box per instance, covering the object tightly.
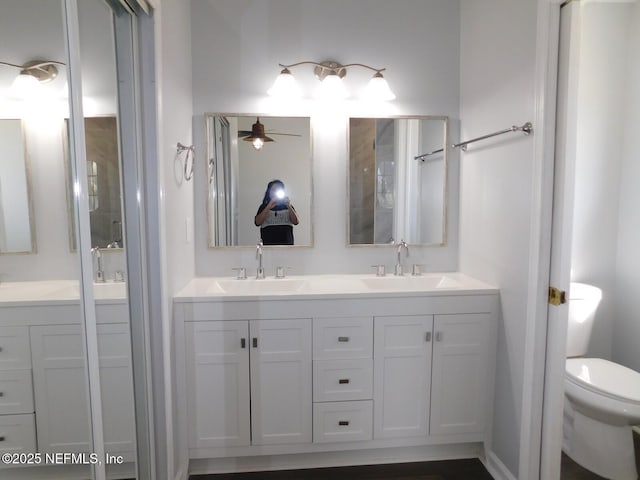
[563,282,640,480]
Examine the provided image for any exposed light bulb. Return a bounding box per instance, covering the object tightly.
[252,137,264,150]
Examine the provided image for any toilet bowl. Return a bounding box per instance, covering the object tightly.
[563,283,640,480]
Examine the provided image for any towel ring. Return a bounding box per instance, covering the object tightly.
[177,142,195,181]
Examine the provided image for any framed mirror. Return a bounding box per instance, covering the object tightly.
[206,114,312,247]
[0,119,36,254]
[64,116,123,250]
[348,116,448,246]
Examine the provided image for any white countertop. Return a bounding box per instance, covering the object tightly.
[0,280,127,305]
[173,272,499,302]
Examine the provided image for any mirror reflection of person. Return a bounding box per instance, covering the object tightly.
[254,179,299,245]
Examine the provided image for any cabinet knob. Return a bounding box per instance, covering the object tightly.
[425,332,432,342]
[0,436,5,442]
[338,378,350,384]
[252,337,258,348]
[337,336,350,343]
[0,391,3,397]
[241,338,246,349]
[435,331,443,342]
[338,420,350,426]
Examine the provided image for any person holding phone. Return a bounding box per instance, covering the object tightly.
[254,179,299,245]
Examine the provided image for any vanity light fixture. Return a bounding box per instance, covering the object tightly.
[268,60,396,101]
[1,59,65,99]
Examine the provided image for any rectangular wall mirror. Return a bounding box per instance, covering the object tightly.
[64,116,123,251]
[206,114,312,247]
[348,116,448,246]
[0,119,36,254]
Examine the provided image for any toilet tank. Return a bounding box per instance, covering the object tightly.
[566,282,603,357]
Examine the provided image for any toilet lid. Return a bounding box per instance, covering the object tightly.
[566,358,640,403]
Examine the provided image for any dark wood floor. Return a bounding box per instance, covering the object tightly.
[189,459,494,480]
[561,430,640,479]
[189,430,640,480]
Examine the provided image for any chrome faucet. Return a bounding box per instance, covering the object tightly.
[91,247,105,283]
[256,241,265,279]
[395,240,409,276]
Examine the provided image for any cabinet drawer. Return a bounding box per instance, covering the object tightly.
[0,327,31,370]
[313,359,373,402]
[313,400,373,443]
[0,370,33,415]
[0,414,36,454]
[313,317,373,359]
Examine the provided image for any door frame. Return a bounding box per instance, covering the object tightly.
[516,0,566,479]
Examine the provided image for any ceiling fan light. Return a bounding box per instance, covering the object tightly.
[267,68,301,98]
[252,137,264,150]
[363,72,396,101]
[315,73,349,100]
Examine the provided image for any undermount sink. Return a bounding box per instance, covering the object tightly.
[215,278,306,295]
[360,274,463,291]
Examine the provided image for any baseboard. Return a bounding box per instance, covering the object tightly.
[174,460,189,480]
[189,444,483,475]
[484,450,518,480]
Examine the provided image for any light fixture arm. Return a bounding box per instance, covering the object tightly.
[1,60,66,83]
[278,61,386,75]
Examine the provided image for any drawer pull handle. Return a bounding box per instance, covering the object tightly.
[338,336,349,343]
[241,338,246,349]
[0,347,3,352]
[0,436,4,441]
[338,420,350,426]
[338,379,350,384]
[435,331,443,342]
[425,332,432,342]
[0,392,3,397]
[252,337,258,348]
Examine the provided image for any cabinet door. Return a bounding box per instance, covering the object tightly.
[185,321,250,448]
[430,313,491,435]
[30,324,135,453]
[373,315,433,439]
[250,318,312,445]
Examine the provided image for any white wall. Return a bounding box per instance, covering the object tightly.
[191,0,460,277]
[613,1,640,372]
[154,0,195,477]
[458,0,538,476]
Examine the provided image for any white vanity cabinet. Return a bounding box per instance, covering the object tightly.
[175,274,499,472]
[430,314,492,436]
[185,318,312,449]
[373,315,433,439]
[0,326,36,455]
[30,323,136,455]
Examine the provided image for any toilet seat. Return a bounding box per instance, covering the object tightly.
[565,358,640,404]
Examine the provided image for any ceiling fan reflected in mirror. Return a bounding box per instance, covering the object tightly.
[238,117,301,150]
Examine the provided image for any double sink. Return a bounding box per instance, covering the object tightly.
[206,273,466,296]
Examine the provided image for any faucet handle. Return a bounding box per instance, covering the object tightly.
[371,265,386,277]
[275,266,290,279]
[411,264,424,276]
[232,267,247,280]
[256,267,266,280]
[114,270,125,282]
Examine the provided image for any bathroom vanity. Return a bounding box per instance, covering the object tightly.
[0,281,135,479]
[174,273,499,474]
